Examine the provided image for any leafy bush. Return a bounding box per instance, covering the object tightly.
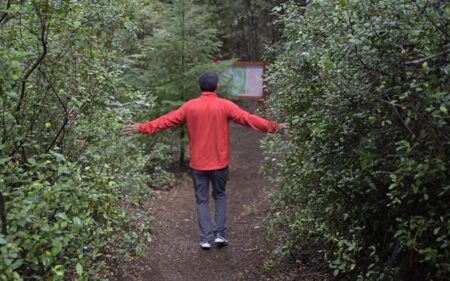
[264,1,449,280]
[0,1,155,279]
[0,128,150,280]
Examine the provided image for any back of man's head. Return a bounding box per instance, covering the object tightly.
[198,72,219,92]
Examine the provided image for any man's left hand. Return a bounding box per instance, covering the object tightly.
[122,121,140,136]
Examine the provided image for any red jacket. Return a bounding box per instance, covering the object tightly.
[139,92,279,170]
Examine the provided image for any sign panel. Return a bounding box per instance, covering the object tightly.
[245,66,264,97]
[224,62,266,98]
[228,67,246,96]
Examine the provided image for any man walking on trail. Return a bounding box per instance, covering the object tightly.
[123,73,286,249]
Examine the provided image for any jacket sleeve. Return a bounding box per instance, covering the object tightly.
[138,105,186,134]
[225,100,279,133]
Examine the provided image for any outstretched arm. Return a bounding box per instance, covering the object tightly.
[226,101,287,133]
[122,106,186,136]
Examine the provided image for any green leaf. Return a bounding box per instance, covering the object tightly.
[73,20,81,29]
[52,265,64,276]
[10,259,23,270]
[350,263,356,270]
[439,105,448,114]
[6,91,19,100]
[73,217,82,226]
[0,157,9,165]
[51,241,62,256]
[76,263,84,276]
[53,153,65,162]
[56,212,68,220]
[333,269,339,276]
[0,9,14,13]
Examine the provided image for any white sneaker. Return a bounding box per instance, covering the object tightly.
[214,235,228,245]
[200,242,211,249]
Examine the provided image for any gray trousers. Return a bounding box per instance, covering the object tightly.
[191,167,229,243]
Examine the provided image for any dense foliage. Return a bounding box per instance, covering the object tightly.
[264,0,449,280]
[0,1,157,279]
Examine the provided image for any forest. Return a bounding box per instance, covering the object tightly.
[0,0,449,280]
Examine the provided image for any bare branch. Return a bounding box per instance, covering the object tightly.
[0,192,7,236]
[0,0,12,25]
[38,68,70,153]
[413,0,449,39]
[383,92,417,138]
[405,47,450,65]
[15,2,49,112]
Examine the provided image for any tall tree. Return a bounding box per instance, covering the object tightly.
[127,0,224,165]
[196,0,287,60]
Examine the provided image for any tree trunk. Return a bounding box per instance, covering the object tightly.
[0,192,7,236]
[179,0,186,166]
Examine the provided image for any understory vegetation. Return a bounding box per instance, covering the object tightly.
[0,1,157,279]
[264,1,449,280]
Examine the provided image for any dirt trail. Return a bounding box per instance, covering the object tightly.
[124,101,274,281]
[124,101,325,281]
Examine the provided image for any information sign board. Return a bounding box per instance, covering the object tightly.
[224,62,266,99]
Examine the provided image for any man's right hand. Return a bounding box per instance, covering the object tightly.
[122,121,141,136]
[278,123,289,130]
[277,123,290,137]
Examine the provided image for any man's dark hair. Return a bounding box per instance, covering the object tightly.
[198,72,219,92]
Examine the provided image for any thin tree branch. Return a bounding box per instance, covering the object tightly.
[383,92,416,138]
[413,0,449,38]
[405,47,450,65]
[0,0,12,25]
[344,2,388,77]
[369,92,411,109]
[45,118,68,153]
[36,68,70,153]
[15,2,49,112]
[344,3,416,138]
[0,88,7,144]
[39,68,69,115]
[0,192,7,236]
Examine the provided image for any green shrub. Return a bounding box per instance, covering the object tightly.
[0,1,155,279]
[0,132,150,280]
[265,1,449,280]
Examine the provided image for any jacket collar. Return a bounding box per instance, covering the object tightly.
[200,91,217,97]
